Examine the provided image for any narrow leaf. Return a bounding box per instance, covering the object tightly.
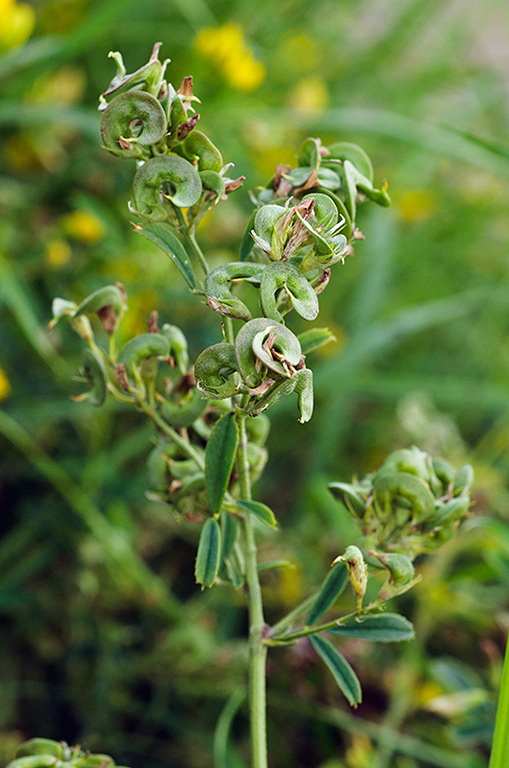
[311,634,362,707]
[195,518,221,588]
[257,560,295,572]
[220,512,238,563]
[327,613,414,642]
[205,412,239,515]
[237,499,278,529]
[298,327,337,356]
[133,219,196,288]
[239,209,257,261]
[306,561,348,626]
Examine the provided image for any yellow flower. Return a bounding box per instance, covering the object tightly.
[398,189,436,223]
[45,239,72,268]
[0,368,11,401]
[194,23,266,92]
[0,0,35,50]
[61,210,105,243]
[288,76,329,115]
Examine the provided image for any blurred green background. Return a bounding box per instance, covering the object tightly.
[1,1,509,767]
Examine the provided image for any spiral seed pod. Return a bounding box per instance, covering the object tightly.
[73,284,126,334]
[117,333,170,385]
[179,130,223,172]
[378,446,432,484]
[160,323,189,374]
[15,741,61,759]
[372,471,435,524]
[249,367,314,423]
[101,91,167,157]
[6,757,57,768]
[324,141,374,183]
[259,262,318,322]
[160,387,207,428]
[195,342,238,398]
[235,318,302,388]
[78,348,108,406]
[204,262,265,322]
[132,155,202,218]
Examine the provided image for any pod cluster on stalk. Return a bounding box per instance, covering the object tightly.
[329,446,474,558]
[5,738,131,768]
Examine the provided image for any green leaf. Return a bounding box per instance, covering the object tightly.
[237,499,278,529]
[311,634,362,707]
[327,613,414,642]
[257,560,295,572]
[195,518,221,588]
[239,208,258,261]
[219,511,238,563]
[205,412,239,515]
[489,634,509,768]
[133,219,196,288]
[306,561,348,625]
[298,327,337,355]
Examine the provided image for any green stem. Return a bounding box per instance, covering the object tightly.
[269,593,318,636]
[269,604,381,645]
[139,401,205,469]
[187,227,211,275]
[237,412,268,768]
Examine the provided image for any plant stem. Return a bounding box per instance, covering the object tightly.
[139,401,205,469]
[187,227,211,275]
[237,412,268,768]
[269,605,380,645]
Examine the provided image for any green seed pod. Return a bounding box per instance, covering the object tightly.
[453,464,474,496]
[195,343,238,399]
[6,757,57,768]
[245,413,270,446]
[204,262,265,322]
[329,481,367,517]
[117,333,170,376]
[235,318,302,388]
[198,170,226,202]
[378,447,431,484]
[247,367,314,423]
[302,192,339,229]
[259,262,318,322]
[73,285,125,319]
[431,456,456,492]
[101,91,167,157]
[132,155,202,218]
[179,130,223,172]
[79,347,108,406]
[332,545,367,611]
[15,740,61,759]
[373,471,435,522]
[370,551,415,586]
[147,441,171,491]
[325,141,374,182]
[160,387,207,429]
[78,755,115,767]
[425,496,471,528]
[160,323,188,374]
[297,137,321,169]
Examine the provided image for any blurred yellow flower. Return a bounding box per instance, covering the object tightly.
[45,238,72,268]
[61,210,105,243]
[288,76,329,114]
[398,189,436,223]
[0,368,11,401]
[194,23,266,92]
[0,0,35,50]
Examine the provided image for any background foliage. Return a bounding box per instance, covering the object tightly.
[1,1,509,767]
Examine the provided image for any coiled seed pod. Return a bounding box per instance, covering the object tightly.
[179,130,223,172]
[78,347,108,406]
[132,155,202,218]
[204,262,265,322]
[195,343,238,398]
[259,262,318,322]
[101,91,167,157]
[235,318,302,388]
[161,388,207,428]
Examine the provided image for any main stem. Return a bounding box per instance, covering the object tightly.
[237,412,268,768]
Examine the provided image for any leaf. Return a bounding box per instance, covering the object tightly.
[327,613,414,642]
[205,412,239,515]
[195,518,221,588]
[133,219,196,288]
[239,208,257,261]
[298,327,337,355]
[310,634,362,707]
[219,512,238,563]
[306,561,348,625]
[257,560,295,572]
[237,499,278,529]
